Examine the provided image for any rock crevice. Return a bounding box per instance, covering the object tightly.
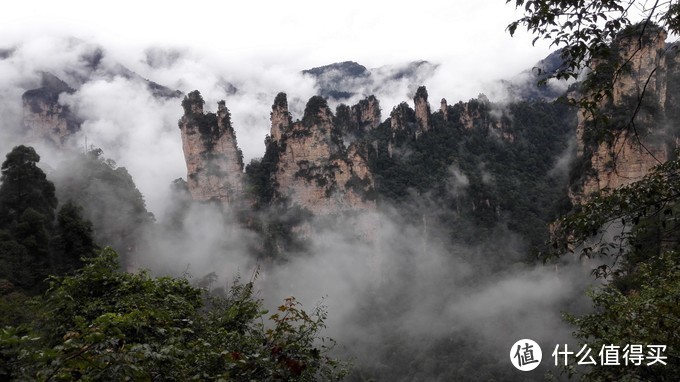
[571,26,678,203]
[178,90,244,205]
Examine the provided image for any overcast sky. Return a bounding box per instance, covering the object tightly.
[0,1,558,216]
[0,0,551,81]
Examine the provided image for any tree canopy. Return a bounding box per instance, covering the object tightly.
[0,146,58,292]
[508,2,680,380]
[548,154,680,380]
[507,0,679,124]
[0,145,57,227]
[0,146,97,294]
[0,248,347,381]
[507,0,679,83]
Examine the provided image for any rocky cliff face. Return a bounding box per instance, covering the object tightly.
[22,72,80,146]
[265,93,376,216]
[270,92,292,142]
[414,86,430,137]
[383,88,513,155]
[178,90,244,205]
[334,95,381,142]
[440,98,448,121]
[445,94,513,141]
[571,26,678,203]
[389,86,432,140]
[350,95,381,131]
[390,102,417,135]
[574,133,667,203]
[21,53,181,148]
[455,94,490,129]
[611,29,668,108]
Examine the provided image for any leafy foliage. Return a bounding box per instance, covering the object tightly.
[507,1,676,146]
[0,145,57,227]
[0,248,347,381]
[244,136,313,260]
[0,146,96,294]
[549,151,680,379]
[506,0,678,83]
[551,153,680,267]
[508,5,680,378]
[563,251,680,381]
[181,91,241,154]
[51,201,98,275]
[248,203,312,261]
[245,136,281,209]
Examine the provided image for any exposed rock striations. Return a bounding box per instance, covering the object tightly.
[413,86,431,137]
[177,90,376,221]
[388,86,433,140]
[22,72,81,146]
[270,92,292,142]
[334,95,381,142]
[389,102,418,136]
[178,90,244,205]
[350,95,381,131]
[265,93,376,216]
[570,25,679,203]
[440,98,448,121]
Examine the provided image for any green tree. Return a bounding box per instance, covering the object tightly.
[0,145,57,228]
[506,0,679,85]
[0,145,58,292]
[0,248,348,381]
[51,201,97,274]
[550,155,680,380]
[563,251,680,381]
[506,0,679,142]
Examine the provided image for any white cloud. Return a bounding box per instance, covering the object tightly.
[62,76,186,216]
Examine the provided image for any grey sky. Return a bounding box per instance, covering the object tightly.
[0,1,551,85]
[0,1,556,216]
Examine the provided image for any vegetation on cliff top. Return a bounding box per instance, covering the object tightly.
[0,146,96,295]
[365,98,575,251]
[302,95,330,127]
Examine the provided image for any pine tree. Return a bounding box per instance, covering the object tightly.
[0,145,57,227]
[52,201,97,274]
[0,145,58,292]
